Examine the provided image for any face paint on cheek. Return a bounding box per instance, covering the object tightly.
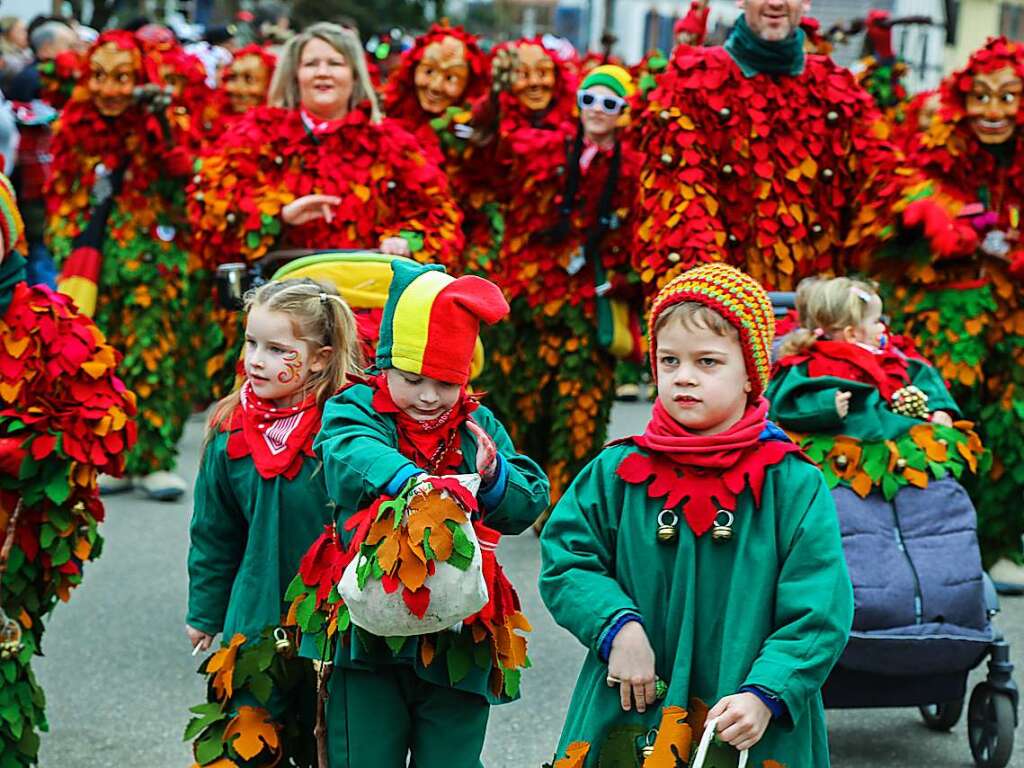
[277,350,303,384]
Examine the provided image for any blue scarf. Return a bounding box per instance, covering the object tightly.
[724,15,806,78]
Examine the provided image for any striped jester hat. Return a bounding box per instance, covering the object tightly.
[376,260,509,385]
[647,263,774,397]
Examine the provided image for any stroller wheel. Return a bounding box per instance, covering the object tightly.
[920,698,964,731]
[968,685,1015,768]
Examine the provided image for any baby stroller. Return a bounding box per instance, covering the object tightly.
[214,249,485,377]
[768,291,1018,768]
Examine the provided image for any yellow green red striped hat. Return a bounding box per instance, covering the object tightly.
[376,260,509,385]
[648,263,774,396]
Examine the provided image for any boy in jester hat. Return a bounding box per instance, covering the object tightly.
[540,264,853,767]
[307,260,550,768]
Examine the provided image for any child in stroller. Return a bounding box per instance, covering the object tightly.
[767,276,1016,768]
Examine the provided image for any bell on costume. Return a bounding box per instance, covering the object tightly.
[273,626,294,657]
[711,510,735,542]
[640,729,658,760]
[657,509,679,544]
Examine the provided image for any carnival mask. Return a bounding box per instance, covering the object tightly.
[966,67,1023,145]
[413,37,470,114]
[87,42,140,118]
[224,54,271,113]
[511,44,556,113]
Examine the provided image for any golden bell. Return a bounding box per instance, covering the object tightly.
[711,510,735,543]
[273,627,293,656]
[656,509,679,544]
[835,454,849,469]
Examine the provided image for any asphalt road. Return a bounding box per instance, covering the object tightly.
[33,403,1023,767]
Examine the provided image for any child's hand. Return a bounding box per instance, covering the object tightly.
[466,420,499,482]
[931,410,954,427]
[186,624,215,653]
[707,692,772,751]
[835,390,852,418]
[606,621,657,713]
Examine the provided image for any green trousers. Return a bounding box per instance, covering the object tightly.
[326,665,490,768]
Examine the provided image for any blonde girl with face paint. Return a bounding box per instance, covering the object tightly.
[185,279,361,767]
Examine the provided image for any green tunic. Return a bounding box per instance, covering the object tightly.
[187,430,334,641]
[540,445,853,767]
[314,383,551,703]
[766,357,960,439]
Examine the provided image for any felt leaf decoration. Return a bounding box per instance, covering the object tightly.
[642,705,692,768]
[206,633,246,700]
[223,706,280,761]
[553,742,590,768]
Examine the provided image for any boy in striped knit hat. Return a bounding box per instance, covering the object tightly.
[311,260,549,767]
[540,264,853,767]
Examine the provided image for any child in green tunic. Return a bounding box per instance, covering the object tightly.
[185,278,362,768]
[541,263,854,768]
[302,260,550,768]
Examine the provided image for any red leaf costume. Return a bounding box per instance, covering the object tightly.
[636,41,948,293]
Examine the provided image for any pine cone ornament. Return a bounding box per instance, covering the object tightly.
[891,385,929,419]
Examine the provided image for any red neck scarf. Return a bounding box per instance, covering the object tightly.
[779,340,910,401]
[224,381,322,480]
[616,397,803,536]
[370,375,479,474]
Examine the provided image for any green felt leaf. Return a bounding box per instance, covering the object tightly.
[194,726,226,763]
[422,528,436,561]
[38,525,56,550]
[862,445,889,480]
[503,667,522,698]
[927,461,948,479]
[43,470,70,505]
[473,640,490,669]
[295,594,316,629]
[183,704,227,741]
[51,537,71,566]
[15,727,38,758]
[284,573,307,602]
[882,473,902,501]
[247,672,273,705]
[451,523,474,559]
[384,635,407,655]
[446,642,472,684]
[245,230,260,250]
[356,558,371,590]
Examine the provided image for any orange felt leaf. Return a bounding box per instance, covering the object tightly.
[910,424,948,462]
[285,595,301,627]
[207,633,246,700]
[191,760,238,768]
[903,466,929,489]
[406,490,467,561]
[396,535,428,591]
[643,706,692,768]
[224,706,280,761]
[850,470,873,499]
[553,742,590,768]
[763,762,787,768]
[376,530,401,574]
[420,636,436,668]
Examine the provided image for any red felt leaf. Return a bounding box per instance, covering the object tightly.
[402,585,431,618]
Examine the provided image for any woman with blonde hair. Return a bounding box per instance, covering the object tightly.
[189,21,463,398]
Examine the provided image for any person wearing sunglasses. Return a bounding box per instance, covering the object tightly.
[472,64,644,528]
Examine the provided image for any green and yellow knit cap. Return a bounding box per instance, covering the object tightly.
[648,263,774,397]
[580,64,635,98]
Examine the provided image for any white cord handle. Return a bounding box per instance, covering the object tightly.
[691,716,749,768]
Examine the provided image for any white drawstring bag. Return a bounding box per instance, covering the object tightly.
[691,716,749,768]
[338,474,488,637]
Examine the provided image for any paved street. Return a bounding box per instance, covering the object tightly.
[34,403,1023,767]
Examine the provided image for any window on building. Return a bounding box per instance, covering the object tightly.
[1000,2,1024,40]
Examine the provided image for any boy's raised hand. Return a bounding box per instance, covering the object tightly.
[707,692,771,751]
[606,621,657,713]
[466,420,499,482]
